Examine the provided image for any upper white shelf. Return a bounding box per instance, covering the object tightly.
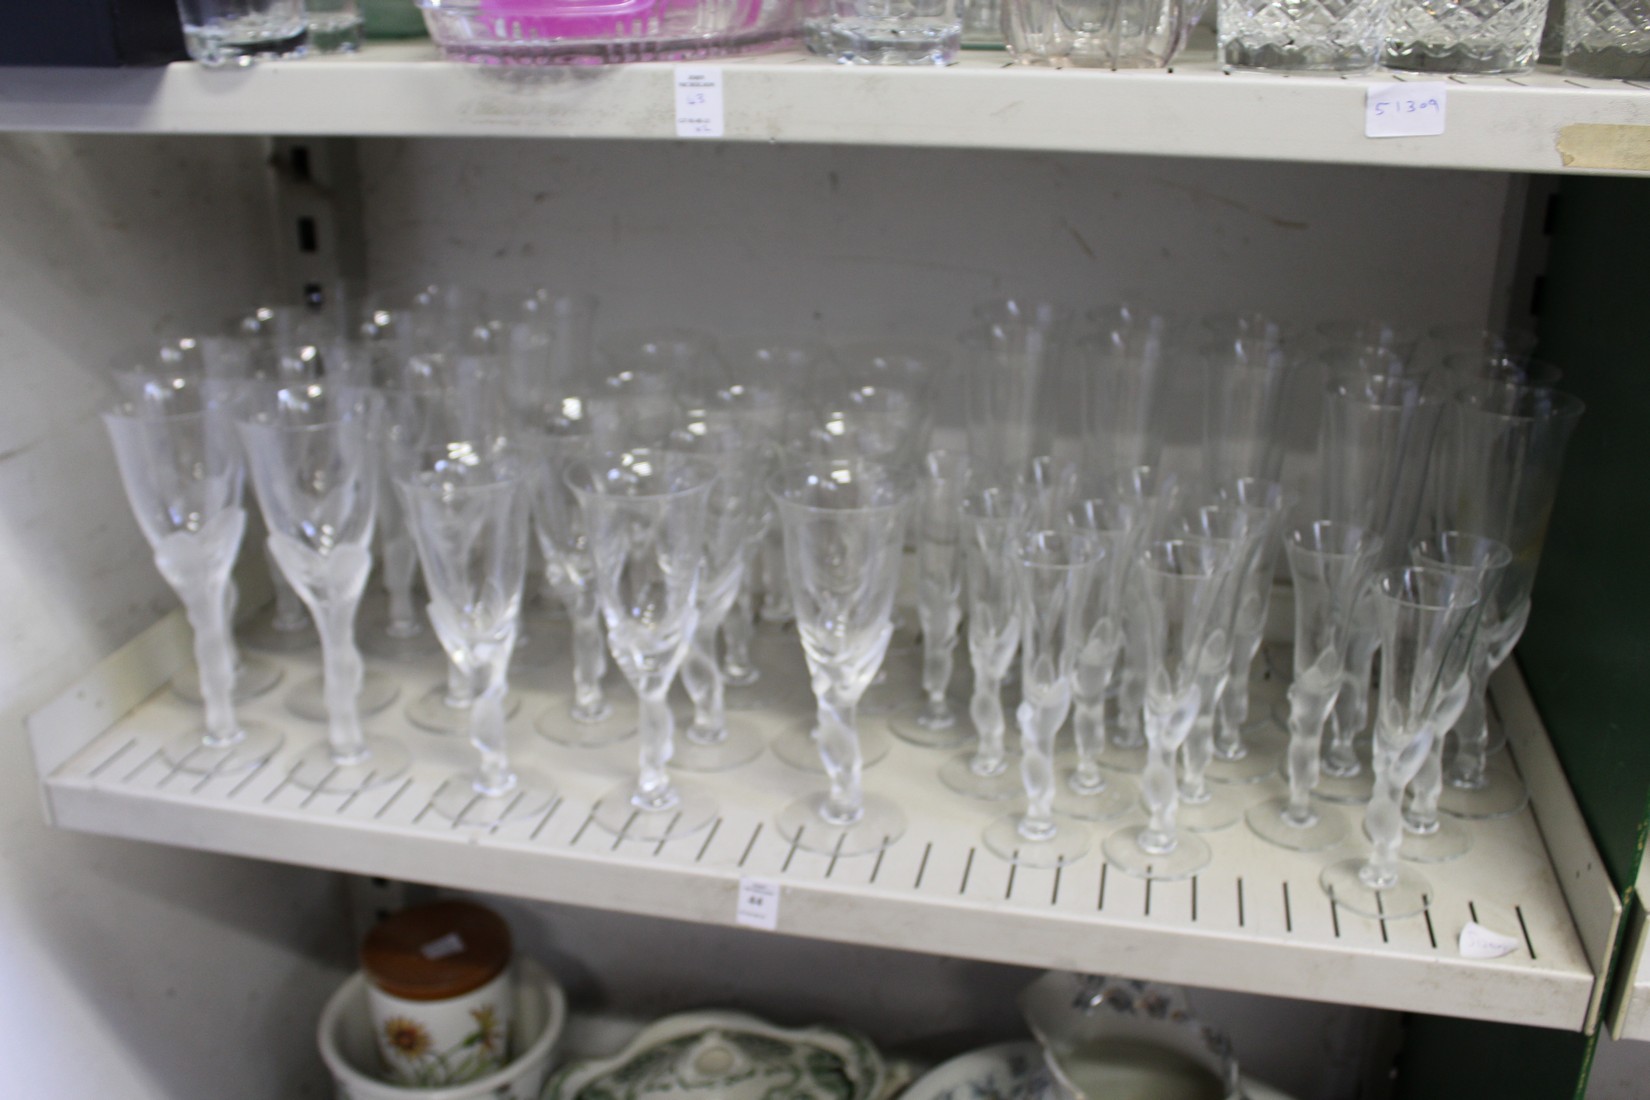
[0,42,1648,173]
[28,607,1619,1033]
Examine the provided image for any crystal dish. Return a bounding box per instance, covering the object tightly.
[417,0,804,63]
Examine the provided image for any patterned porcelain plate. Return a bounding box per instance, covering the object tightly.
[542,1010,886,1100]
[899,1041,1057,1100]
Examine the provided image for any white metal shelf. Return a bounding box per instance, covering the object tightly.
[0,42,1647,173]
[28,607,1618,1032]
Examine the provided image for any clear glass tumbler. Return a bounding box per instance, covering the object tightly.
[826,0,964,63]
[1004,0,1191,67]
[306,0,365,52]
[1218,0,1394,70]
[1384,0,1549,73]
[175,0,307,65]
[1564,0,1650,77]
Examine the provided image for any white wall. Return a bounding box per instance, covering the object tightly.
[358,138,1513,499]
[0,133,347,1099]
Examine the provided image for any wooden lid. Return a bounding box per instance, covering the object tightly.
[360,901,513,1002]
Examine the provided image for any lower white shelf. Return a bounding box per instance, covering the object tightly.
[29,608,1617,1031]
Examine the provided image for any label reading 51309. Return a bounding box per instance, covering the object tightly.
[1365,83,1448,139]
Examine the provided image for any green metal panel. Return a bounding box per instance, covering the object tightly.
[1396,176,1650,1100]
[1394,1017,1594,1100]
[1518,176,1650,897]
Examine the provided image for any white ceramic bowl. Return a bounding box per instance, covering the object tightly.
[318,957,566,1100]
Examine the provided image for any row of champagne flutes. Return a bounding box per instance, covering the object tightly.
[876,302,1582,921]
[102,289,1581,922]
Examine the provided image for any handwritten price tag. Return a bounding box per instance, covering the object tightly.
[736,876,781,931]
[675,66,725,139]
[1459,921,1520,959]
[1365,83,1447,138]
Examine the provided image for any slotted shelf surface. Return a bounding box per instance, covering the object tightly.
[0,42,1648,174]
[30,609,1612,1031]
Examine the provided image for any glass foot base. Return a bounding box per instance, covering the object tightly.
[887,698,970,750]
[430,768,556,827]
[1321,858,1432,919]
[720,662,761,688]
[284,670,399,723]
[162,721,284,776]
[404,683,522,735]
[983,812,1091,868]
[1401,817,1472,863]
[938,748,1024,801]
[1313,752,1374,804]
[857,676,904,718]
[1102,824,1210,881]
[238,612,317,655]
[1096,735,1147,774]
[777,791,906,856]
[507,626,562,670]
[671,717,766,772]
[1053,755,1137,822]
[1207,720,1286,785]
[1177,788,1241,833]
[1439,773,1528,820]
[534,692,637,748]
[1246,796,1347,852]
[772,722,891,773]
[358,625,442,663]
[723,676,794,712]
[287,734,410,793]
[172,654,283,705]
[592,779,718,842]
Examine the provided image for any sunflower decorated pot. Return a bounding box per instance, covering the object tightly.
[361,901,517,1087]
[318,955,566,1100]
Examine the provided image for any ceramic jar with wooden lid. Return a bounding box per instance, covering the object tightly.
[360,900,515,1086]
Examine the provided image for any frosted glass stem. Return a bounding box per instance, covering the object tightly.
[1325,647,1374,778]
[816,685,864,825]
[470,662,515,797]
[916,591,961,725]
[681,621,728,747]
[1216,627,1264,760]
[1284,683,1334,823]
[269,536,373,767]
[632,687,677,812]
[1363,726,1435,889]
[759,529,792,622]
[1070,647,1118,790]
[186,584,241,748]
[1179,713,1216,803]
[382,530,421,638]
[1405,734,1446,833]
[721,583,758,683]
[1445,657,1492,791]
[568,590,611,723]
[1114,651,1147,749]
[155,510,248,749]
[444,658,474,709]
[1017,699,1061,840]
[1139,703,1182,852]
[317,600,368,765]
[968,672,1008,775]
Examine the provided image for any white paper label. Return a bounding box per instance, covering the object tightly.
[1365,83,1448,139]
[736,876,781,930]
[675,67,725,139]
[420,932,466,960]
[1458,921,1520,959]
